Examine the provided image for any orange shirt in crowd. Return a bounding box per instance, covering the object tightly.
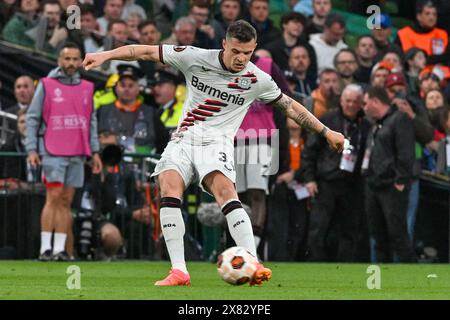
[289,137,304,171]
[310,89,328,120]
[397,26,448,56]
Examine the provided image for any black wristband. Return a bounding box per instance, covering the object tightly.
[320,126,328,137]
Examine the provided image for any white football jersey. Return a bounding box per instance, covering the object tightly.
[159,45,282,145]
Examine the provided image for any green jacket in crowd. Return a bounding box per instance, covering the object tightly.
[2,12,36,47]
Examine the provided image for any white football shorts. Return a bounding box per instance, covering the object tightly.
[151,139,236,194]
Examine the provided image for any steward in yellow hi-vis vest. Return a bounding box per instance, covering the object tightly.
[160,98,184,130]
[150,70,184,137]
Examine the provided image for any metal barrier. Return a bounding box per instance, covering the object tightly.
[0,152,44,259]
[0,111,17,146]
[0,151,206,260]
[417,174,450,262]
[6,152,448,262]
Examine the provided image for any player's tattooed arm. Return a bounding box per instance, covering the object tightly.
[273,94,323,134]
[83,45,160,70]
[272,94,345,152]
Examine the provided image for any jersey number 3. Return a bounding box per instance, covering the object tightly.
[219,152,234,172]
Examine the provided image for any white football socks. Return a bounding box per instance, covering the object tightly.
[222,199,257,257]
[40,231,52,254]
[53,232,67,254]
[160,197,188,274]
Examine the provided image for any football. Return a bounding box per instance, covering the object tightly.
[217,246,259,285]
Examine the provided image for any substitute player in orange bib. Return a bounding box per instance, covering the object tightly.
[83,20,345,286]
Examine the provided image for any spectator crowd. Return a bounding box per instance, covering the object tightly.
[1,0,450,263]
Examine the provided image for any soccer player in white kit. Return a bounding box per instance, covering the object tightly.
[83,20,345,286]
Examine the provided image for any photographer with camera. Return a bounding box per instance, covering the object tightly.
[97,64,169,155]
[384,72,434,245]
[75,130,155,260]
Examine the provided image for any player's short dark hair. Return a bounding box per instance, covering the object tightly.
[324,13,346,29]
[366,86,391,106]
[138,20,158,32]
[226,20,257,42]
[416,0,436,13]
[280,12,307,30]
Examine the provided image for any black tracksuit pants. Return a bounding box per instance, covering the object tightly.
[365,183,416,262]
[306,180,360,262]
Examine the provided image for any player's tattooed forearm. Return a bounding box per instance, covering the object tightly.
[273,94,293,114]
[295,111,316,132]
[274,95,316,131]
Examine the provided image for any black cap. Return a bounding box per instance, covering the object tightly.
[117,64,144,81]
[151,70,180,85]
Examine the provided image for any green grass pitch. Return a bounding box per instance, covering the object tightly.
[0,261,449,299]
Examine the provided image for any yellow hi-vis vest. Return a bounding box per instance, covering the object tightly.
[160,99,183,129]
